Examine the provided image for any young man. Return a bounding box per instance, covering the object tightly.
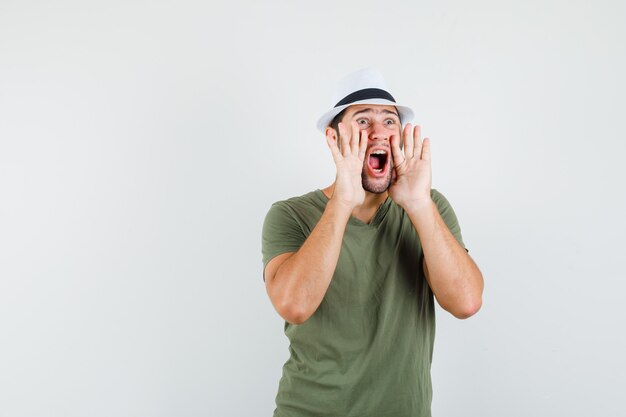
[261,68,484,417]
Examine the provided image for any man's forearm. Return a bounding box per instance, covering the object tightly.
[269,200,351,324]
[406,200,483,319]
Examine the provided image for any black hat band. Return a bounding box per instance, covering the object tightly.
[334,88,396,107]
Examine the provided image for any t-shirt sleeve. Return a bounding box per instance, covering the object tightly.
[431,189,467,251]
[261,201,307,274]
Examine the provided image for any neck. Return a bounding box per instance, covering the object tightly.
[321,183,388,224]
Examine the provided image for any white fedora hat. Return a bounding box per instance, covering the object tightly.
[316,68,414,131]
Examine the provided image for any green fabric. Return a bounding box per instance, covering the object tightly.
[262,189,465,417]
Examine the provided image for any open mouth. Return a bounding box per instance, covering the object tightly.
[368,149,389,175]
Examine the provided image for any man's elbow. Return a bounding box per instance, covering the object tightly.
[274,299,313,325]
[450,269,484,319]
[450,297,482,319]
[267,272,314,324]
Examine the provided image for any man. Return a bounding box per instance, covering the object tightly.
[261,68,484,417]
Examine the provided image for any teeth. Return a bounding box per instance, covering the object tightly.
[371,150,387,155]
[373,168,383,173]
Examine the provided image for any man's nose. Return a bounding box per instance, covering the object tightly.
[368,122,390,141]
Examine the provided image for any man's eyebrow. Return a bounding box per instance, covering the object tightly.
[382,109,400,117]
[352,108,400,118]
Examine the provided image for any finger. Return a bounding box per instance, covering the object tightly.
[421,137,431,161]
[350,121,360,155]
[338,122,350,156]
[326,130,342,163]
[413,125,422,158]
[403,123,414,159]
[358,128,368,160]
[390,133,405,169]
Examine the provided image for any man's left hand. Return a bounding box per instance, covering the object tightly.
[389,124,432,211]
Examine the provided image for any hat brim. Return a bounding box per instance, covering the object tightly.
[316,98,414,132]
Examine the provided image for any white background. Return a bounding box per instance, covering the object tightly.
[1,0,625,416]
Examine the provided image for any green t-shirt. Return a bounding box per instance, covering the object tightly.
[262,189,465,417]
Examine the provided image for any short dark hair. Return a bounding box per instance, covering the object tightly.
[329,109,347,137]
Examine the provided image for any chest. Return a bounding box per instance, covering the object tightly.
[322,220,424,309]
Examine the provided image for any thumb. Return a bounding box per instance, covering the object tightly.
[390,134,405,171]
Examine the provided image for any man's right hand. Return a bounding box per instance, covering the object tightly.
[325,121,368,210]
[267,122,366,324]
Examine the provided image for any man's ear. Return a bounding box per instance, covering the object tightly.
[325,126,340,150]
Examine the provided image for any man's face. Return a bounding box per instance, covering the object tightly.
[339,104,402,194]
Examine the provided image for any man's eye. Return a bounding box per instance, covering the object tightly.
[385,119,396,125]
[357,119,369,125]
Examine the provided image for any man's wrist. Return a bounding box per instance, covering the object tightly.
[402,197,434,217]
[326,198,354,219]
[401,196,434,214]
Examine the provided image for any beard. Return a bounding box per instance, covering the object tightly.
[361,163,393,194]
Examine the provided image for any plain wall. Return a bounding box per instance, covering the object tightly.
[1,0,625,416]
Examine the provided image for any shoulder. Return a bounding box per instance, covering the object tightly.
[266,190,326,218]
[262,190,323,266]
[430,188,459,214]
[263,189,326,232]
[430,188,451,206]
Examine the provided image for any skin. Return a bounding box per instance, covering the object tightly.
[264,104,484,323]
